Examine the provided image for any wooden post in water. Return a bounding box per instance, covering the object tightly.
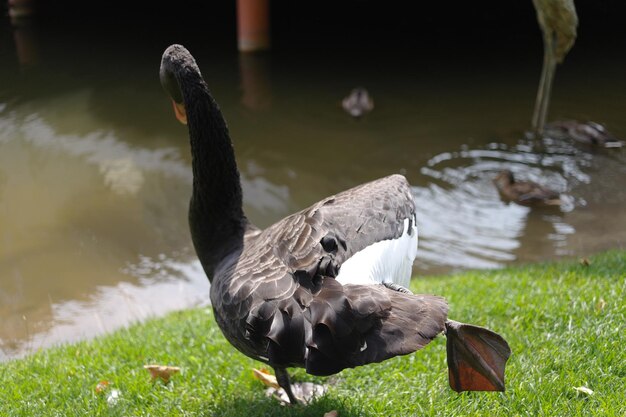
[9,0,38,67]
[11,18,39,67]
[8,0,35,18]
[237,0,270,52]
[239,52,272,110]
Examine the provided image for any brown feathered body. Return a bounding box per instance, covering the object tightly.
[210,175,448,376]
[545,120,624,148]
[493,170,562,207]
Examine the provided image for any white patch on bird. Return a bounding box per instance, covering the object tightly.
[360,340,368,352]
[335,217,418,288]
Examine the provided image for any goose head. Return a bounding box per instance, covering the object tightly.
[159,44,201,125]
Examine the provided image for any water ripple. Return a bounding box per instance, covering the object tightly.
[411,134,616,273]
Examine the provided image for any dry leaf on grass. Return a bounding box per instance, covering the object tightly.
[144,364,181,383]
[252,368,280,389]
[95,380,110,394]
[579,257,591,266]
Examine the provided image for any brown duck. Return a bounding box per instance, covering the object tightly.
[159,44,511,405]
[545,120,624,148]
[493,169,562,207]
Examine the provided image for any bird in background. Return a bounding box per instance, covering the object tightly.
[545,120,624,148]
[342,87,374,118]
[493,169,562,207]
[531,0,578,134]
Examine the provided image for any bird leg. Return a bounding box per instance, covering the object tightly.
[538,40,557,133]
[273,367,301,405]
[444,319,511,392]
[531,37,550,132]
[532,32,557,134]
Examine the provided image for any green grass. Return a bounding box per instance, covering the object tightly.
[1,251,625,416]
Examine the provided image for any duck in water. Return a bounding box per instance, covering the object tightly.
[493,170,562,207]
[545,120,624,148]
[342,87,374,118]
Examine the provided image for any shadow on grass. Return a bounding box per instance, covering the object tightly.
[202,392,373,417]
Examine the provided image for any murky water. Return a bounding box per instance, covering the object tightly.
[1,10,625,361]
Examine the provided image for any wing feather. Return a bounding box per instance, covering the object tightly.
[211,175,440,371]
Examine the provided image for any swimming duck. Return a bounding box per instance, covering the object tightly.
[160,44,511,404]
[493,169,562,207]
[544,120,624,148]
[342,87,374,118]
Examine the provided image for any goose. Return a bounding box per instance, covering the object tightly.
[159,44,511,405]
[493,169,562,207]
[342,87,374,118]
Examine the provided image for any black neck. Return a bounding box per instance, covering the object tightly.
[179,73,246,281]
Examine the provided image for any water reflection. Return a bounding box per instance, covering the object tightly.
[239,52,272,111]
[1,256,207,362]
[414,182,527,270]
[413,134,625,273]
[10,16,39,68]
[0,91,290,360]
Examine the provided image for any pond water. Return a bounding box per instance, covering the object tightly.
[1,8,625,361]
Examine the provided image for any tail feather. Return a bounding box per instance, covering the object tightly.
[305,280,448,375]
